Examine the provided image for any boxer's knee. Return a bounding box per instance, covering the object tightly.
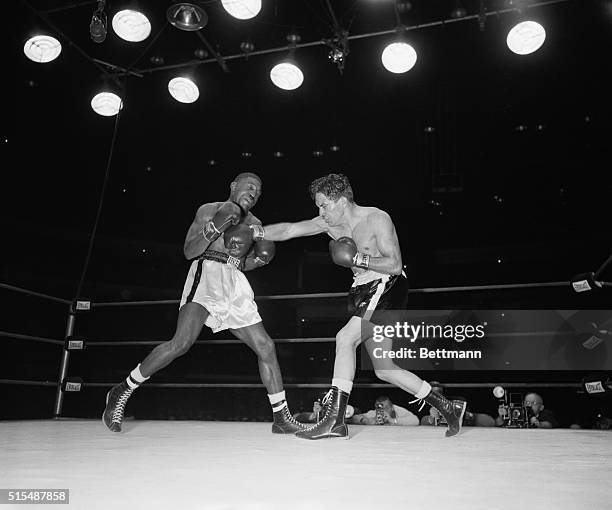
[335,330,360,352]
[251,335,276,361]
[374,369,396,383]
[168,334,196,357]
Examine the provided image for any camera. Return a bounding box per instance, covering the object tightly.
[375,402,385,425]
[498,392,533,428]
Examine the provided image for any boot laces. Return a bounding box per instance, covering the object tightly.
[409,397,427,412]
[111,387,133,424]
[304,389,334,431]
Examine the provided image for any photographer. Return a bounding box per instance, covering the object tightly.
[348,396,419,426]
[495,392,558,428]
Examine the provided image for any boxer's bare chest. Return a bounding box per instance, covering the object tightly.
[328,213,380,256]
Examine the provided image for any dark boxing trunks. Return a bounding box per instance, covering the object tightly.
[348,274,409,325]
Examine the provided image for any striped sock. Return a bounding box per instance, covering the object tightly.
[125,363,149,389]
[268,391,287,413]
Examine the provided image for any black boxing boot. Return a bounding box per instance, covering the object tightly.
[295,387,349,440]
[271,401,308,434]
[423,390,466,437]
[102,381,134,433]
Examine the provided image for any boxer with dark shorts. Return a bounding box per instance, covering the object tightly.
[250,173,466,440]
[102,172,305,434]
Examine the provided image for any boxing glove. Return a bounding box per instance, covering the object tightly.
[202,201,246,242]
[329,237,370,269]
[224,223,254,258]
[252,239,275,266]
[249,224,265,241]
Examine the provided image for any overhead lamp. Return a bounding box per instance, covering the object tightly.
[112,9,151,42]
[381,40,417,74]
[450,0,467,19]
[270,61,303,91]
[168,77,200,103]
[166,2,208,31]
[91,91,123,116]
[90,0,107,43]
[23,35,62,63]
[221,0,261,20]
[506,20,546,55]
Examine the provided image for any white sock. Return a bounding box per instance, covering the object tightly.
[126,364,149,389]
[268,390,286,405]
[415,381,432,399]
[332,378,353,394]
[268,391,286,413]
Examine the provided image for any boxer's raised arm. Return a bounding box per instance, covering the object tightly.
[369,212,403,275]
[261,216,328,241]
[183,202,222,260]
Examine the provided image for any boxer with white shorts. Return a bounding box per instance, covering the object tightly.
[102,172,305,434]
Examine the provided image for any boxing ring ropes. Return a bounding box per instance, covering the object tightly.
[3,279,612,510]
[2,278,608,417]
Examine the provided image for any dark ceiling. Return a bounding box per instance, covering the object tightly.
[3,0,612,297]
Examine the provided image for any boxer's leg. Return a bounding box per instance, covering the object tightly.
[365,334,466,437]
[231,321,306,434]
[102,303,208,432]
[296,317,364,440]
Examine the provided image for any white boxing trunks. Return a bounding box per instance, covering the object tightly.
[179,258,262,333]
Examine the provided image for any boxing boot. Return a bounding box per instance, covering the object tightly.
[102,381,134,433]
[271,401,308,434]
[423,389,466,437]
[295,386,349,440]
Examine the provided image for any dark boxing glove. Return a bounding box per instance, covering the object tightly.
[329,237,370,269]
[224,223,254,258]
[252,239,276,267]
[202,201,246,242]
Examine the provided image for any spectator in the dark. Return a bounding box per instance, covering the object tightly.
[495,392,558,428]
[348,395,418,426]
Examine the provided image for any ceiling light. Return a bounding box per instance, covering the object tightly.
[23,35,62,63]
[270,62,304,90]
[112,9,151,42]
[506,21,546,55]
[166,3,208,31]
[91,92,123,116]
[381,41,417,73]
[221,0,261,20]
[168,77,199,103]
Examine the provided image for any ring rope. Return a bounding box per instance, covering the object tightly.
[0,379,583,389]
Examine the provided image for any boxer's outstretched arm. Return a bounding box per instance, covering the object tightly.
[263,216,328,241]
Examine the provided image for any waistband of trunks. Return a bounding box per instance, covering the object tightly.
[199,250,242,270]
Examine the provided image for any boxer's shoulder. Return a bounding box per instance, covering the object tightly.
[243,211,262,226]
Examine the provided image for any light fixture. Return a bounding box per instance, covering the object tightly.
[450,0,467,19]
[506,20,546,55]
[168,77,199,103]
[90,0,107,43]
[23,35,62,63]
[381,41,417,73]
[112,9,151,42]
[221,0,261,20]
[270,61,304,90]
[166,2,208,31]
[91,91,123,116]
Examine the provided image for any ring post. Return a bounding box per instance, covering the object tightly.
[53,302,76,418]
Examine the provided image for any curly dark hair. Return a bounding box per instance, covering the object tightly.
[308,173,354,202]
